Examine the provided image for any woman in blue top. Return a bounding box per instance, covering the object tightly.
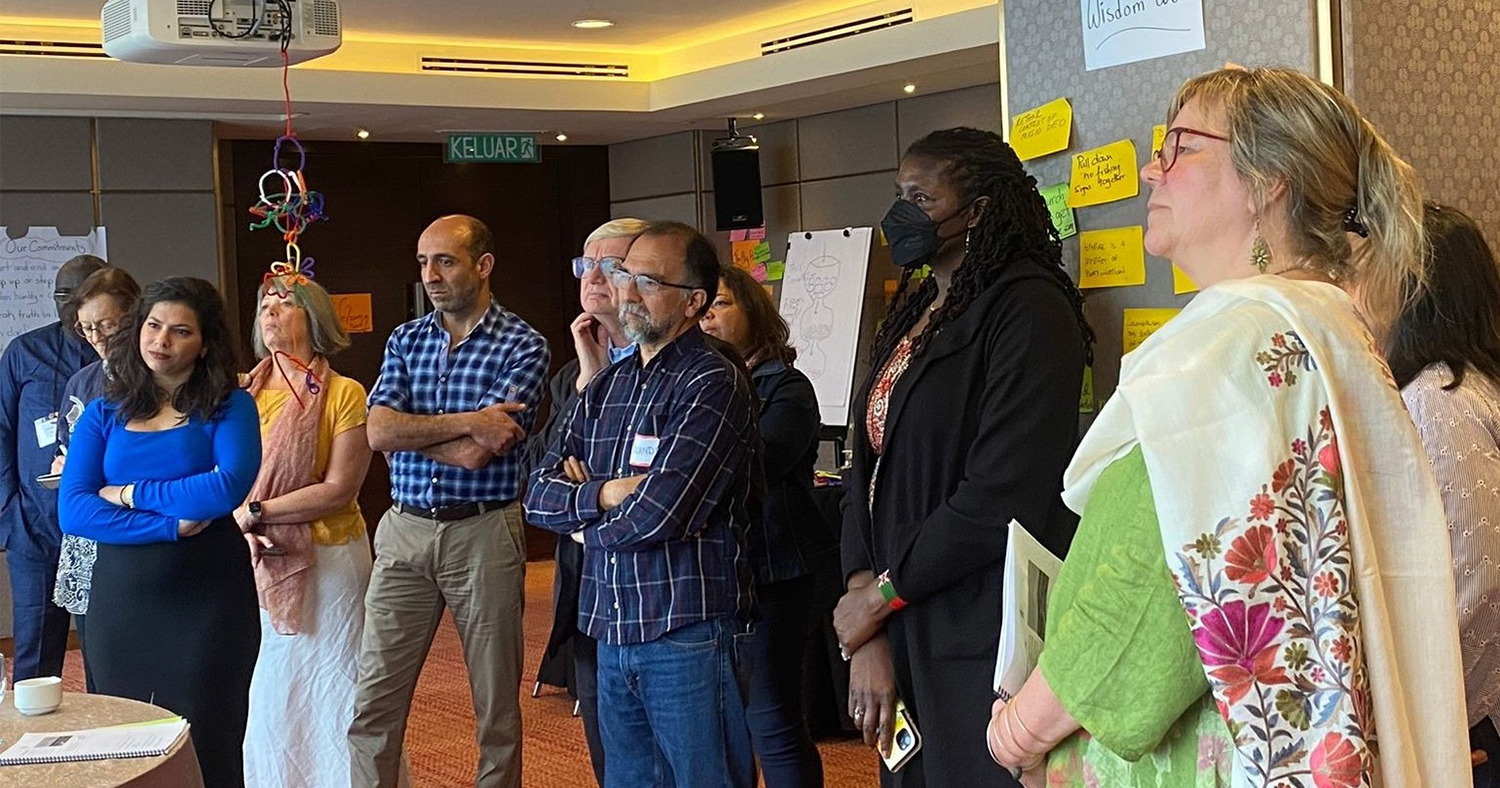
[59,277,262,788]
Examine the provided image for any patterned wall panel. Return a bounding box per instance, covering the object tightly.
[1003,0,1316,404]
[1344,0,1500,240]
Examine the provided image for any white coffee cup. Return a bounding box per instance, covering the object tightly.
[13,676,63,715]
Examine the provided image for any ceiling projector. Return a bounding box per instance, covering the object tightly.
[101,0,342,67]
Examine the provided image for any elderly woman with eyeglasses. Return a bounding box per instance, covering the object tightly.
[527,218,648,787]
[51,267,141,687]
[985,67,1469,788]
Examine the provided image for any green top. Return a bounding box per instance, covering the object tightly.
[1037,446,1233,786]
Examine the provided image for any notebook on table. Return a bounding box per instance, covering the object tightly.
[0,717,188,765]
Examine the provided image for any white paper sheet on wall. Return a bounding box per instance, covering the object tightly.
[0,227,108,354]
[1080,0,1206,72]
[778,228,872,426]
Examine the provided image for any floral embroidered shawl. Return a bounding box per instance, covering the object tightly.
[1062,276,1469,788]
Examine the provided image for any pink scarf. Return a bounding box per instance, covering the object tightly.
[243,354,329,635]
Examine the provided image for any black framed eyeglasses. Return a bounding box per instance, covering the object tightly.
[600,259,697,296]
[74,320,120,337]
[572,255,625,279]
[1157,126,1230,172]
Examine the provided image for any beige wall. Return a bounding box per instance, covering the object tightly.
[1343,0,1500,240]
[0,117,221,286]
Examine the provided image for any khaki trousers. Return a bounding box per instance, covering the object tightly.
[348,502,526,788]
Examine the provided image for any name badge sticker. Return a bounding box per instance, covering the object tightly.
[34,413,57,449]
[629,434,661,468]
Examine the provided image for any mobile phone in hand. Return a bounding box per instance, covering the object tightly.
[880,698,923,773]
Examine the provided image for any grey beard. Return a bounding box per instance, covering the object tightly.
[619,303,668,345]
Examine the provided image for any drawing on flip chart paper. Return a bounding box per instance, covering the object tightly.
[778,228,871,426]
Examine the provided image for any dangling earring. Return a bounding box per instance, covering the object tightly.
[963,229,971,256]
[1250,218,1272,274]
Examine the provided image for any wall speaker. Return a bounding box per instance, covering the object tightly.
[711,136,763,231]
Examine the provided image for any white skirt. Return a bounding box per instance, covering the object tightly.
[244,537,373,788]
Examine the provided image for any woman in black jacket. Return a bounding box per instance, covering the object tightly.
[702,265,829,788]
[832,127,1094,787]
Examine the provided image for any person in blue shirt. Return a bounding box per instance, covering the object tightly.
[528,217,647,788]
[351,215,549,788]
[527,221,759,788]
[59,276,261,788]
[0,252,107,681]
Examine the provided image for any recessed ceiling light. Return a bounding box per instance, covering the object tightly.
[555,133,568,142]
[356,128,370,139]
[751,112,765,120]
[903,83,916,94]
[572,19,614,29]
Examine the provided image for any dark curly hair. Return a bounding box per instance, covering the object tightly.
[105,277,241,425]
[870,127,1096,367]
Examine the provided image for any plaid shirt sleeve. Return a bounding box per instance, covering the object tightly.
[584,366,751,552]
[524,392,605,531]
[366,325,412,413]
[478,328,550,439]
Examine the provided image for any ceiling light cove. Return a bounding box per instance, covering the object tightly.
[571,19,615,30]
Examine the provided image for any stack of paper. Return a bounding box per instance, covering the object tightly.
[993,520,1062,702]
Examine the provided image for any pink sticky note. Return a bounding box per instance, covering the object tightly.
[729,229,748,242]
[748,226,766,240]
[750,263,768,282]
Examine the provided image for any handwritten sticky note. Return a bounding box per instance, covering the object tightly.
[729,229,748,242]
[752,241,771,263]
[1067,139,1139,208]
[1122,308,1182,353]
[884,279,899,299]
[1079,366,1095,413]
[748,226,766,240]
[1172,265,1198,294]
[766,261,785,281]
[750,263,769,282]
[1078,226,1145,289]
[330,293,373,333]
[1151,124,1167,160]
[731,240,758,271]
[762,284,776,297]
[1010,98,1073,161]
[1039,182,1077,240]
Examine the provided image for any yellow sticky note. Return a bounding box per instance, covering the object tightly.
[1079,366,1095,414]
[1078,226,1145,289]
[1009,98,1073,161]
[1172,264,1198,294]
[330,293,373,334]
[1151,124,1167,160]
[1122,308,1182,353]
[1067,139,1139,208]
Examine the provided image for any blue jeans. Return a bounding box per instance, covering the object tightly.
[597,618,756,788]
[745,575,824,788]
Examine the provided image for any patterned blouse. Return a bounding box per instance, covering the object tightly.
[866,337,915,456]
[1402,361,1500,728]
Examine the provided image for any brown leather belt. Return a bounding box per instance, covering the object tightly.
[394,499,513,522]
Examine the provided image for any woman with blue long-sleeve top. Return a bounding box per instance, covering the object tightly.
[60,277,262,788]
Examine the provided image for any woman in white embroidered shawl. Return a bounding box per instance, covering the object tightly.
[986,67,1470,787]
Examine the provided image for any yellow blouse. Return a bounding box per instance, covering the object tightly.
[252,373,368,546]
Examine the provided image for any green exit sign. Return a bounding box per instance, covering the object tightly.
[444,133,541,163]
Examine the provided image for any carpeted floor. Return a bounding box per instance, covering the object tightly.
[57,559,879,787]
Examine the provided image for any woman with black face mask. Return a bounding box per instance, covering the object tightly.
[831,127,1094,787]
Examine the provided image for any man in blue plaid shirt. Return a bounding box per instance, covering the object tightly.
[526,221,758,788]
[350,215,549,788]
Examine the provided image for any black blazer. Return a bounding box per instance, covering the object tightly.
[747,360,833,584]
[840,263,1084,654]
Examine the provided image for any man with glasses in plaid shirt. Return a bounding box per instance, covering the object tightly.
[350,214,549,788]
[526,220,759,788]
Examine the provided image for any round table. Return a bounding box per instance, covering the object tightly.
[0,692,204,788]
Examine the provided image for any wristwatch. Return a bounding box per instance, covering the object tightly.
[247,501,264,523]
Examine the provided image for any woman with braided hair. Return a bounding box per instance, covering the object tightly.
[832,126,1093,786]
